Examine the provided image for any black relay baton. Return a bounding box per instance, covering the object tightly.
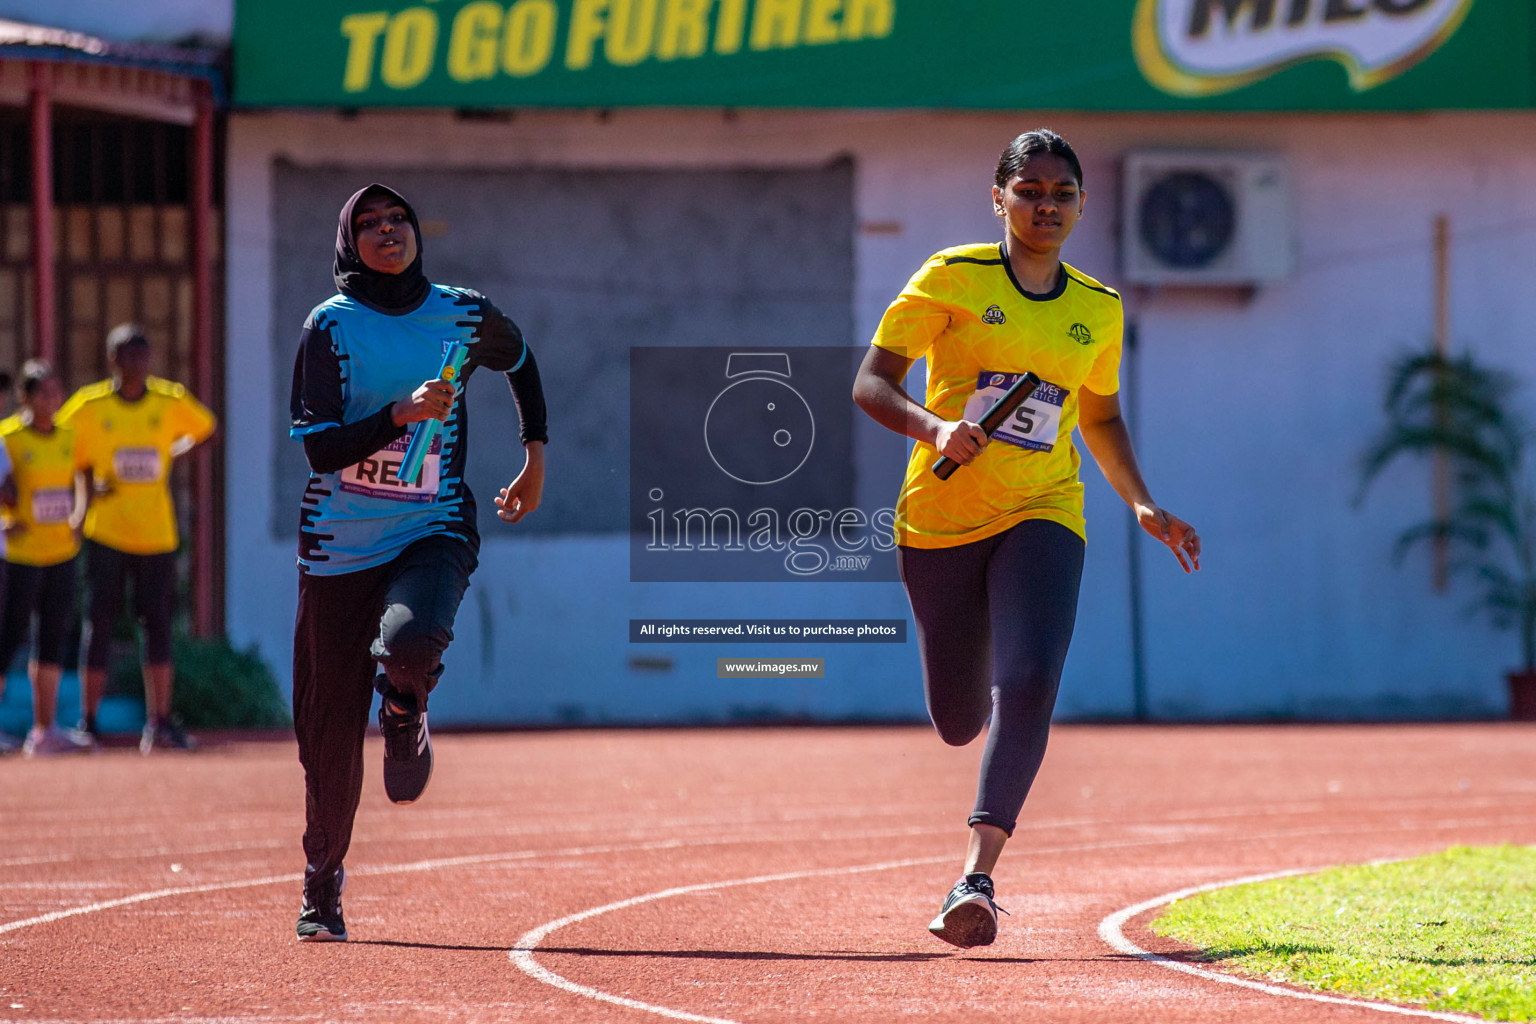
[932,371,1042,481]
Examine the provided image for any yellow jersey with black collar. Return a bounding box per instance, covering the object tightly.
[57,377,216,555]
[871,242,1122,548]
[0,414,80,567]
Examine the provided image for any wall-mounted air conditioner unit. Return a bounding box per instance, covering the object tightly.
[1121,151,1291,286]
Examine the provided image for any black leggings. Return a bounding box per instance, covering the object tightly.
[292,533,478,889]
[0,559,76,669]
[898,518,1085,837]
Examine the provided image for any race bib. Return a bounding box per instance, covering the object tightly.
[962,371,1068,453]
[113,447,163,483]
[30,488,74,525]
[339,433,440,504]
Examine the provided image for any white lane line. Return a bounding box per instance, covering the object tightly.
[0,829,956,937]
[1097,869,1487,1023]
[8,809,1533,939]
[0,822,956,870]
[5,792,1524,868]
[8,814,1533,1023]
[509,855,954,1024]
[0,873,303,936]
[0,1018,323,1024]
[506,816,1536,1024]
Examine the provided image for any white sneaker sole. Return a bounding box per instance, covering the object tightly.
[928,894,998,948]
[296,929,347,942]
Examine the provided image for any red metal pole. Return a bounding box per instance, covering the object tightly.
[1432,215,1450,593]
[190,84,218,637]
[28,63,54,362]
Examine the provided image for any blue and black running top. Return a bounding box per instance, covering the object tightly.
[288,184,547,577]
[289,284,546,575]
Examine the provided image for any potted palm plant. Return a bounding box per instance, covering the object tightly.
[1359,349,1536,719]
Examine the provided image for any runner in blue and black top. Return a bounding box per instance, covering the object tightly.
[288,184,548,942]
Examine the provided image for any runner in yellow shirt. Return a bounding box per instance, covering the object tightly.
[0,361,91,756]
[58,324,217,752]
[854,130,1201,949]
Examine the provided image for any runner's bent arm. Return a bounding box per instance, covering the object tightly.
[456,292,548,524]
[0,465,20,535]
[1077,387,1201,572]
[290,319,452,474]
[494,351,546,524]
[70,468,90,530]
[58,398,100,521]
[853,346,988,465]
[168,390,218,458]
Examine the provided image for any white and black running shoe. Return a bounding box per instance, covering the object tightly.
[140,716,198,754]
[928,871,1008,948]
[296,867,347,942]
[377,676,432,804]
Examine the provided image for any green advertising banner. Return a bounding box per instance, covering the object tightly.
[234,0,1534,110]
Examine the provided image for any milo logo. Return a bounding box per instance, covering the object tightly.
[1133,0,1473,96]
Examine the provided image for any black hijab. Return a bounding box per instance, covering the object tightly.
[334,183,431,314]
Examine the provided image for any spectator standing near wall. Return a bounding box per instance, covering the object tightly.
[0,361,92,756]
[60,324,217,753]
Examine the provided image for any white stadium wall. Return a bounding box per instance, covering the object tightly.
[225,108,1536,723]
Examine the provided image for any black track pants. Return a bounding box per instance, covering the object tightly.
[292,534,477,890]
[898,518,1085,837]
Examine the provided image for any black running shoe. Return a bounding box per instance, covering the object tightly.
[377,676,432,804]
[928,871,1009,948]
[140,716,198,754]
[296,867,347,942]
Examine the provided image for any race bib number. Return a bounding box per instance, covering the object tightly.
[30,488,74,525]
[962,371,1068,453]
[339,433,440,504]
[113,447,163,483]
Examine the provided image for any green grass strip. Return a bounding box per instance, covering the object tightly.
[1152,845,1536,1022]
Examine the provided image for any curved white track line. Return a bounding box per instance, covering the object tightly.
[509,855,952,1024]
[0,872,304,936]
[509,818,1536,1024]
[1098,869,1487,1023]
[0,826,1237,939]
[9,816,1530,1022]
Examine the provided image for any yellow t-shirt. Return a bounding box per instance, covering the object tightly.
[0,415,80,567]
[57,377,217,555]
[872,242,1123,549]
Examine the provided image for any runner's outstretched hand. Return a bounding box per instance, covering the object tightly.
[1135,504,1201,573]
[496,442,544,524]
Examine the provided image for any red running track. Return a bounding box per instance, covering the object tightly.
[3,724,1534,1023]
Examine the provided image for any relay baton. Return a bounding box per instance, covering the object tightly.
[399,339,468,486]
[932,371,1042,481]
